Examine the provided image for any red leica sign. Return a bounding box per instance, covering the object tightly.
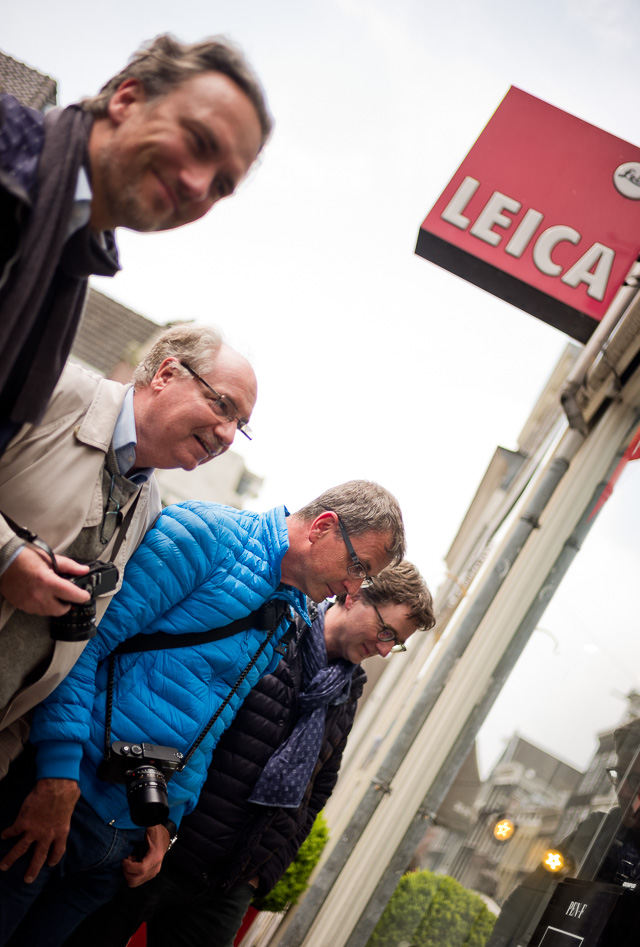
[416,87,640,342]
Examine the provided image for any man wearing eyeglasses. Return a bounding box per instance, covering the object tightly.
[0,324,256,780]
[66,562,435,947]
[0,481,405,945]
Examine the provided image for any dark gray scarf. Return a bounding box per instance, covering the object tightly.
[0,99,120,426]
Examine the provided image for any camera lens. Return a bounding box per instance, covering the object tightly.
[125,765,170,826]
[50,600,98,642]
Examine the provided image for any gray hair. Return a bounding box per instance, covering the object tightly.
[296,480,406,565]
[132,324,223,388]
[82,33,273,150]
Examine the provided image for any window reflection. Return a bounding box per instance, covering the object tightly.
[368,463,640,947]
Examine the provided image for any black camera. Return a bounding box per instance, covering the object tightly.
[50,559,119,642]
[97,741,184,826]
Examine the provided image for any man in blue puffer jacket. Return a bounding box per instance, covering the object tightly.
[0,480,405,946]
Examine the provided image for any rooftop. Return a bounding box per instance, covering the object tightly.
[72,288,164,380]
[0,50,57,110]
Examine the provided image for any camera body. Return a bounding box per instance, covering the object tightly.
[50,559,119,642]
[97,741,184,827]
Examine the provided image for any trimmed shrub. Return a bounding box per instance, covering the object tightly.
[367,870,496,947]
[254,812,330,913]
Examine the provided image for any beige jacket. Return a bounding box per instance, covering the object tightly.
[0,362,161,772]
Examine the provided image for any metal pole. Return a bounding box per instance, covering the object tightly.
[344,421,638,946]
[561,257,640,434]
[279,426,585,947]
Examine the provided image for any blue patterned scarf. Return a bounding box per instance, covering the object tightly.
[249,602,355,808]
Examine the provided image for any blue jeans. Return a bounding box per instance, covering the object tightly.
[0,748,145,947]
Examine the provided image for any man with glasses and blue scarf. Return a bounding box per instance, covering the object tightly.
[65,561,434,947]
[0,324,256,779]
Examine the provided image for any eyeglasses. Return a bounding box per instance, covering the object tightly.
[335,515,371,584]
[100,474,122,545]
[371,602,407,654]
[180,362,253,440]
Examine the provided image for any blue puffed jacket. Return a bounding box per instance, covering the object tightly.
[30,501,308,829]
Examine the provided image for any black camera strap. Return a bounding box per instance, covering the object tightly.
[103,599,296,772]
[0,510,60,572]
[105,493,142,563]
[111,600,291,655]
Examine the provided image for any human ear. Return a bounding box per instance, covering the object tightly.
[150,357,181,392]
[308,511,337,544]
[107,78,146,124]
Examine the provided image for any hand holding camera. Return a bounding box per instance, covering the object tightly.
[0,548,91,617]
[0,513,119,639]
[50,559,119,642]
[0,546,118,642]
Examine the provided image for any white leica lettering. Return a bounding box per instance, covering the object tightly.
[440,175,615,301]
[563,243,614,297]
[533,225,580,276]
[505,209,545,257]
[470,191,521,246]
[441,176,480,229]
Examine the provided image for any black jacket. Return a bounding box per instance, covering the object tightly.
[165,620,366,896]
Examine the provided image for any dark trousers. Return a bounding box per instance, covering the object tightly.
[65,863,256,947]
[0,745,145,947]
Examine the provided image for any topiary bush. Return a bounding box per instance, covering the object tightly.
[366,870,496,947]
[253,812,330,913]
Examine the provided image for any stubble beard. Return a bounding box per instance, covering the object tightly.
[95,148,170,233]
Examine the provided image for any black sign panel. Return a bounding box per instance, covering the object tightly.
[530,877,637,947]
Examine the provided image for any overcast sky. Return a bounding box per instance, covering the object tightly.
[4,0,640,770]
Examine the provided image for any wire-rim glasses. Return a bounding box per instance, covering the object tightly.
[100,474,121,545]
[180,362,252,440]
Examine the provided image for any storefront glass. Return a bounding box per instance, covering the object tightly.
[368,458,640,946]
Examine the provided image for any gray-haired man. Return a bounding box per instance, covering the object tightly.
[0,324,257,775]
